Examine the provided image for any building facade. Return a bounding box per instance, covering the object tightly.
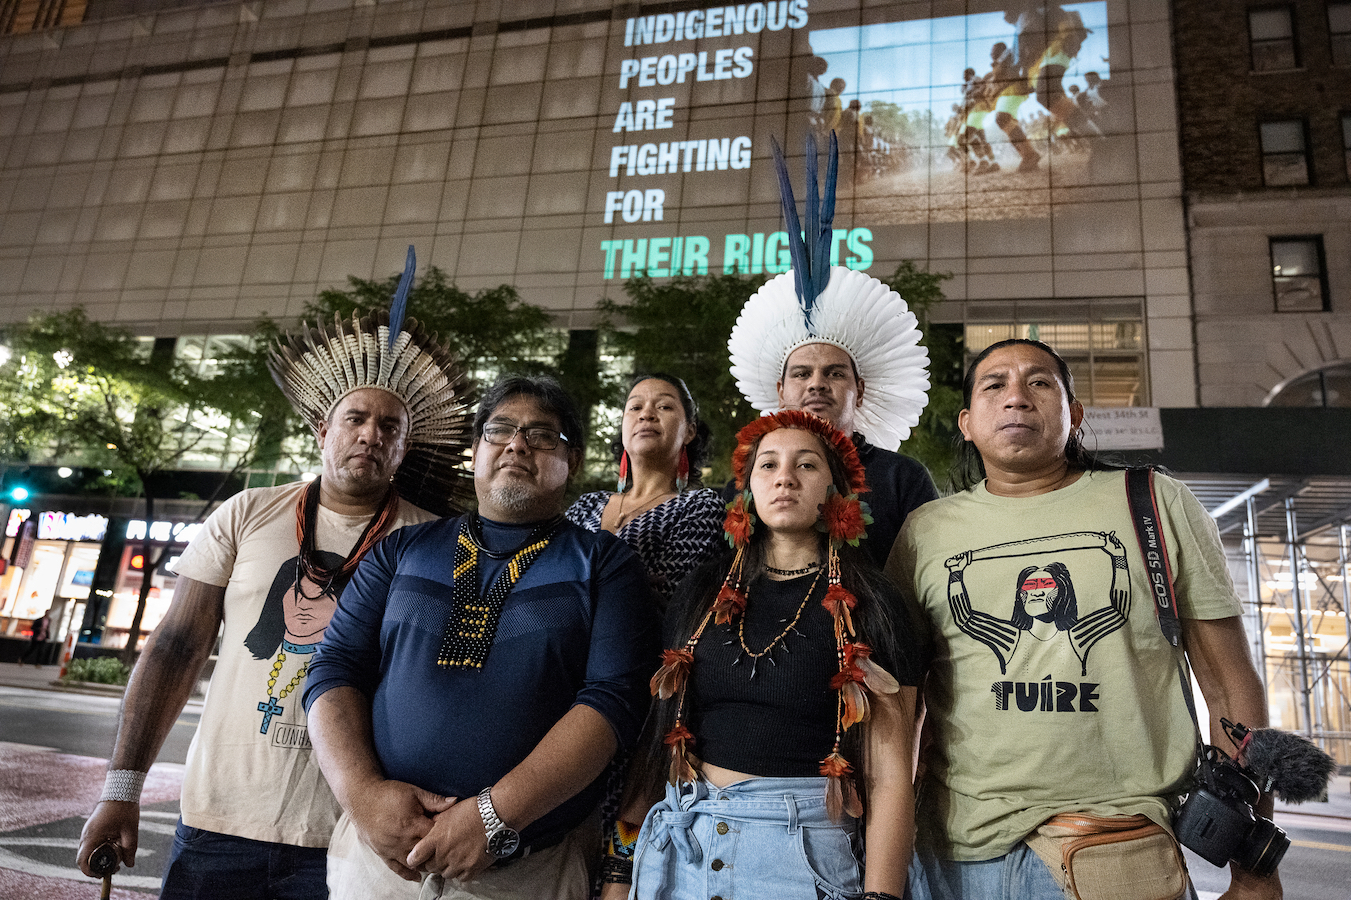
[2,0,1188,409]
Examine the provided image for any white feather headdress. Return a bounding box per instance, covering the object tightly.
[269,247,476,515]
[727,135,930,450]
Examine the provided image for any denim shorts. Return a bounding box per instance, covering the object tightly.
[631,776,862,900]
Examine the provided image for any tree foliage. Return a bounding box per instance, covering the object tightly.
[882,261,964,492]
[0,308,285,662]
[304,267,562,380]
[599,272,767,483]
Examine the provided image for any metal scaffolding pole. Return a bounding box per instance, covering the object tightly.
[1285,498,1315,737]
[1246,497,1267,696]
[1340,524,1351,713]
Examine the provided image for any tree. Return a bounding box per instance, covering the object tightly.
[598,272,767,484]
[881,261,963,492]
[0,309,285,663]
[304,267,562,381]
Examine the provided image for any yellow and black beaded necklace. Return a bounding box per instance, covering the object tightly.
[437,513,562,668]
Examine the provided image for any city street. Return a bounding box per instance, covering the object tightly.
[0,663,1349,898]
[0,665,197,898]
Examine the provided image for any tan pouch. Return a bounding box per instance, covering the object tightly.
[1025,813,1187,900]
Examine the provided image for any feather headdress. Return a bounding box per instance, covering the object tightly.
[269,246,476,516]
[728,134,931,450]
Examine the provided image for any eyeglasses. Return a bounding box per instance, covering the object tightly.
[480,424,569,451]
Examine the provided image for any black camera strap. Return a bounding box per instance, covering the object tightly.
[1124,467,1205,750]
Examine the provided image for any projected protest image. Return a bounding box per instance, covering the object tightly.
[808,1,1113,222]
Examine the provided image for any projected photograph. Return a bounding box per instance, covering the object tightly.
[807,1,1114,222]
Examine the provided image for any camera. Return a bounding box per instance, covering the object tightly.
[1173,745,1289,875]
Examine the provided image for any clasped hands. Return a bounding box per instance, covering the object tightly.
[349,779,499,883]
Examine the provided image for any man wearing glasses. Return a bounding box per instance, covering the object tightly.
[304,375,659,900]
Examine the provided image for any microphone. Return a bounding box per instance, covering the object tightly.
[1227,720,1336,804]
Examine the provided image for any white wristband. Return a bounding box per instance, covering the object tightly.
[100,769,147,803]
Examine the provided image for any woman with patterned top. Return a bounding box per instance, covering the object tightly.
[566,373,724,614]
[598,411,924,900]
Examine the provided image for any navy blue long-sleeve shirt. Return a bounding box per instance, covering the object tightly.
[303,514,658,846]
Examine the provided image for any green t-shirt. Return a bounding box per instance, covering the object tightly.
[888,470,1241,860]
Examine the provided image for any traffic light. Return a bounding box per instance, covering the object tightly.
[8,485,30,502]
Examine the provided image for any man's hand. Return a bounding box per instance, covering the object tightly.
[346,780,455,881]
[76,801,139,876]
[1218,864,1282,900]
[405,794,495,882]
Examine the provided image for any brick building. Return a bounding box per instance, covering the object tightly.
[1174,0,1351,406]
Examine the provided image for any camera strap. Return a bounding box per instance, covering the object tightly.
[1123,468,1205,749]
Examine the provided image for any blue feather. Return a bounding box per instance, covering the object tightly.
[770,138,809,308]
[389,245,415,349]
[813,132,839,303]
[804,131,820,323]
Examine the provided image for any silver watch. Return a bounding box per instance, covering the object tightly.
[476,786,521,859]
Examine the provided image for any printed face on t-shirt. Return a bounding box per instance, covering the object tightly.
[283,576,338,644]
[1018,570,1059,619]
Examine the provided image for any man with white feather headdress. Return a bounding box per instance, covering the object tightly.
[728,134,939,567]
[78,248,475,898]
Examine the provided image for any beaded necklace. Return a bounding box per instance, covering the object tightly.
[437,514,562,668]
[257,640,317,734]
[292,478,400,601]
[764,561,820,577]
[735,569,822,679]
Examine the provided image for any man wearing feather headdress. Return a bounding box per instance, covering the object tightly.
[78,248,475,899]
[728,134,939,568]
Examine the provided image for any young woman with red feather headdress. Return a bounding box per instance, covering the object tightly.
[598,410,927,900]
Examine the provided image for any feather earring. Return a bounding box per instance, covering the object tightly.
[675,447,690,493]
[617,451,630,494]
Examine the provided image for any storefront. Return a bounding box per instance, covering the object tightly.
[1,507,202,658]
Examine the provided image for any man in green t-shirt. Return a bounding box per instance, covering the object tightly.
[888,339,1281,900]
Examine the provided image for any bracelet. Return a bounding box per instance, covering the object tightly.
[600,854,634,885]
[862,893,903,900]
[606,819,640,860]
[100,769,147,803]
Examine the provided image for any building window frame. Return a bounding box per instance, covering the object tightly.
[1342,111,1351,179]
[1330,2,1351,67]
[1248,5,1301,72]
[1270,236,1329,313]
[1258,118,1311,186]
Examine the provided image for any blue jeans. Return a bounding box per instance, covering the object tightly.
[905,843,1064,900]
[632,777,862,900]
[161,819,328,900]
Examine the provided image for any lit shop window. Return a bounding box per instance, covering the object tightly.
[1249,6,1299,71]
[1259,119,1310,185]
[1270,237,1328,312]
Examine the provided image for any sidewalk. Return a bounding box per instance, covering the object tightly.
[0,661,207,699]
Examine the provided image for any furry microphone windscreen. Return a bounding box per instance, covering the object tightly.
[1242,728,1337,803]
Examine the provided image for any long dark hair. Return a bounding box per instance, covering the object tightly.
[622,425,915,812]
[610,372,712,487]
[951,338,1117,491]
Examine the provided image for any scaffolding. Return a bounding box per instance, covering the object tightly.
[1193,475,1351,766]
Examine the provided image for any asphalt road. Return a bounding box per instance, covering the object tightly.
[0,686,200,763]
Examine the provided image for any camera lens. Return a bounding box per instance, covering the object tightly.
[1235,816,1289,877]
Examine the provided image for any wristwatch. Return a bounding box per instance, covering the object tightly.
[476,786,521,859]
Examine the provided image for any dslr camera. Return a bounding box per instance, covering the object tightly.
[1173,744,1288,875]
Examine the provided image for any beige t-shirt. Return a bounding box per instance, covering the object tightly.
[172,481,435,847]
[889,470,1242,860]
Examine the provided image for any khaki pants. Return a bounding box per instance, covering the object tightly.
[326,810,597,900]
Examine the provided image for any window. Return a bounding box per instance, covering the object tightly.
[962,300,1147,406]
[1249,6,1299,71]
[1259,120,1310,185]
[1270,237,1328,312]
[1266,362,1351,407]
[1343,113,1351,178]
[1331,3,1351,66]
